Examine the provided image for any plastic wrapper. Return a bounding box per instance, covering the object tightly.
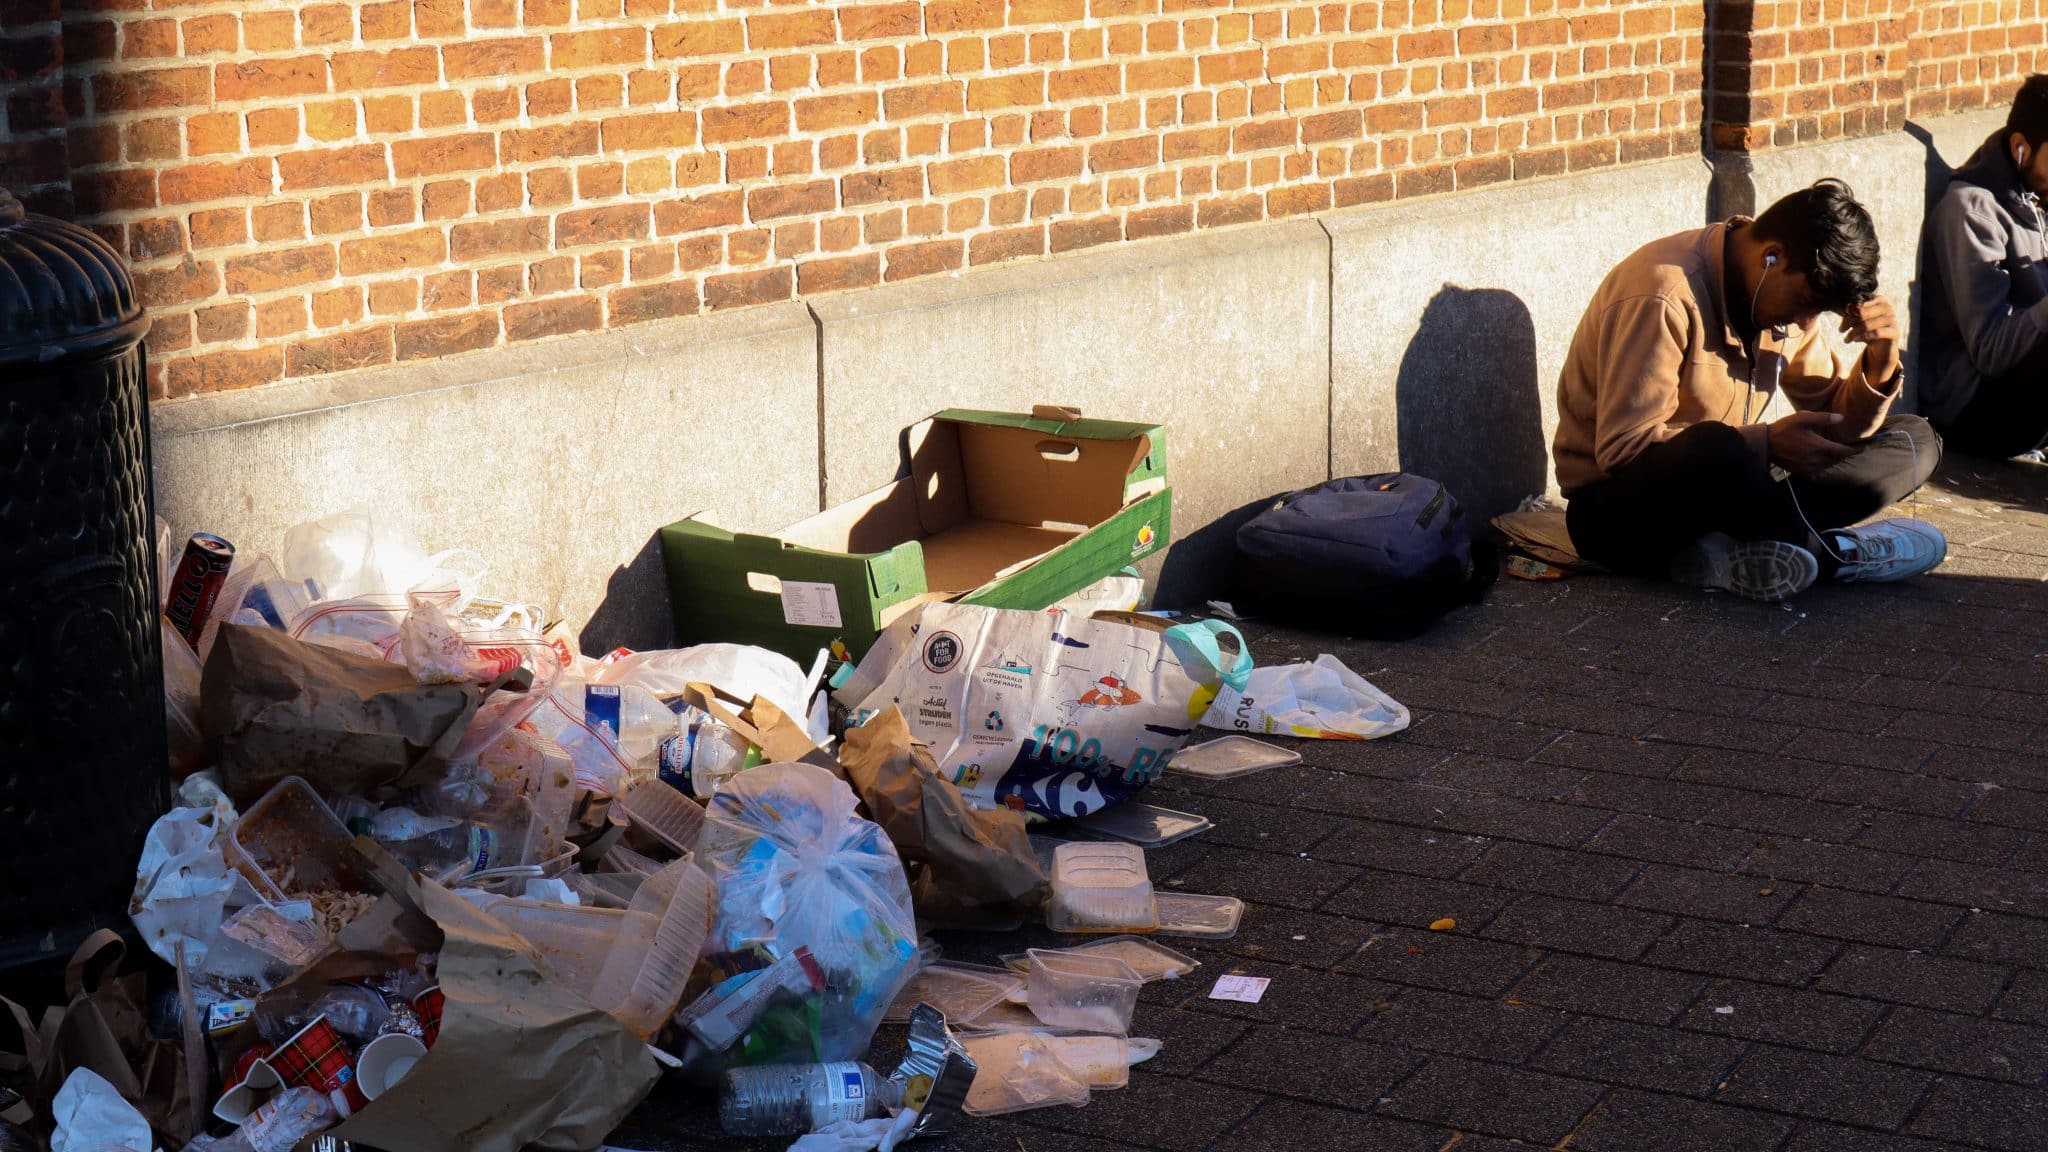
[1200,654,1410,740]
[197,555,311,664]
[298,984,392,1043]
[205,906,327,993]
[525,683,654,797]
[163,615,207,777]
[693,763,919,1067]
[279,508,483,607]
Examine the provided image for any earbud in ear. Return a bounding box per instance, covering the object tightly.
[2022,145,2032,166]
[1765,254,1777,268]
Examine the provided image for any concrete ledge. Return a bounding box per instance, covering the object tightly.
[1323,155,1710,518]
[1914,108,2007,172]
[147,113,2006,647]
[151,301,820,653]
[811,221,1332,605]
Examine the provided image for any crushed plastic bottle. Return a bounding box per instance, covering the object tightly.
[720,1061,905,1137]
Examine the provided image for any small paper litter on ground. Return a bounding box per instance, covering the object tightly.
[1207,975,1269,1004]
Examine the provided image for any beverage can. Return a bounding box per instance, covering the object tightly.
[164,532,235,646]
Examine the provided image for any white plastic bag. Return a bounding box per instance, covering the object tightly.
[592,644,829,745]
[129,797,240,968]
[694,763,919,1065]
[1200,654,1409,739]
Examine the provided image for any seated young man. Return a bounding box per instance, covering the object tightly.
[1920,74,2048,460]
[1554,178,1945,601]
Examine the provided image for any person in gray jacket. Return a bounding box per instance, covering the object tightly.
[1920,75,2048,459]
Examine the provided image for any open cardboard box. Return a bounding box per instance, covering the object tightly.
[661,406,1171,663]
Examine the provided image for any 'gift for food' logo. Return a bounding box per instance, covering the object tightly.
[922,630,963,674]
[1132,523,1157,556]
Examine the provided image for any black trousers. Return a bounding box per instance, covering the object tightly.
[1566,413,1941,579]
[1939,339,2048,459]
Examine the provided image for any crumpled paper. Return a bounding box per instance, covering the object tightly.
[50,1068,154,1152]
[1201,654,1409,740]
[128,798,240,968]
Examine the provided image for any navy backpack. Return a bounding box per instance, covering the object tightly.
[1231,473,1496,640]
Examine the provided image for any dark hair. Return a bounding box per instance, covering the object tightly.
[2009,74,2048,149]
[1751,178,1879,312]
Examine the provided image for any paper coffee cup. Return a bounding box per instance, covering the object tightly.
[356,1033,428,1100]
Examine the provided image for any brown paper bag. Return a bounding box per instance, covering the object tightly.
[680,681,834,770]
[202,623,483,804]
[0,930,196,1145]
[837,708,1049,922]
[320,879,661,1152]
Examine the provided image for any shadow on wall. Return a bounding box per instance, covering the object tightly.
[1153,493,1281,610]
[1394,285,1549,526]
[579,532,673,656]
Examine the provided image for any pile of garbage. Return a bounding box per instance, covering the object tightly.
[12,507,1411,1152]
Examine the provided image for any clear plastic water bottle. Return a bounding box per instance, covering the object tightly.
[582,682,682,764]
[719,1061,904,1137]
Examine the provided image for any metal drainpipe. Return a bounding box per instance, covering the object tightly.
[1702,0,1758,222]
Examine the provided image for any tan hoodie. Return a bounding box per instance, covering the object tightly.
[1552,220,1899,495]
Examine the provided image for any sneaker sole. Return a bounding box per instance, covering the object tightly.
[1675,539,1819,602]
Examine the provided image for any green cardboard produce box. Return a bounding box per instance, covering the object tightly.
[660,406,1172,664]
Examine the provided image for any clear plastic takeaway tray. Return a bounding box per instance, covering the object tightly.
[1001,935,1198,982]
[884,961,1023,1026]
[1166,735,1302,779]
[1067,801,1212,847]
[1153,891,1244,939]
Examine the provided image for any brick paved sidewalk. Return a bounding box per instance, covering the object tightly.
[617,457,2048,1152]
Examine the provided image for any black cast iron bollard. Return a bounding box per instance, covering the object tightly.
[0,187,167,967]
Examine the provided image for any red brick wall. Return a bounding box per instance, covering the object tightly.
[1706,0,1912,152]
[1906,0,2048,120]
[0,0,70,214]
[0,0,2036,396]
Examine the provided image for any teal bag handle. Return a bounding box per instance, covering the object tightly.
[1164,619,1253,691]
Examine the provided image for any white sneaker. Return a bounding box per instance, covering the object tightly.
[1670,532,1820,601]
[1825,518,1947,582]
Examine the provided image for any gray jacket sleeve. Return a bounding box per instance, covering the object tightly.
[1933,186,2048,378]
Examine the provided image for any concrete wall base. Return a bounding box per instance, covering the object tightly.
[152,112,2000,651]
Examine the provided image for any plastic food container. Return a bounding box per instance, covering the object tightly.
[1006,936,1198,982]
[960,1031,1092,1116]
[1154,891,1244,939]
[594,859,713,1039]
[1044,1034,1159,1089]
[1026,948,1141,1033]
[1045,842,1156,933]
[227,777,383,903]
[1166,735,1302,779]
[1069,801,1212,847]
[884,962,1023,1025]
[615,780,705,855]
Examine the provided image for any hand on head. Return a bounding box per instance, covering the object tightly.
[1838,295,1901,388]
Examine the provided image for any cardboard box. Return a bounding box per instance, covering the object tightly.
[660,406,1171,663]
